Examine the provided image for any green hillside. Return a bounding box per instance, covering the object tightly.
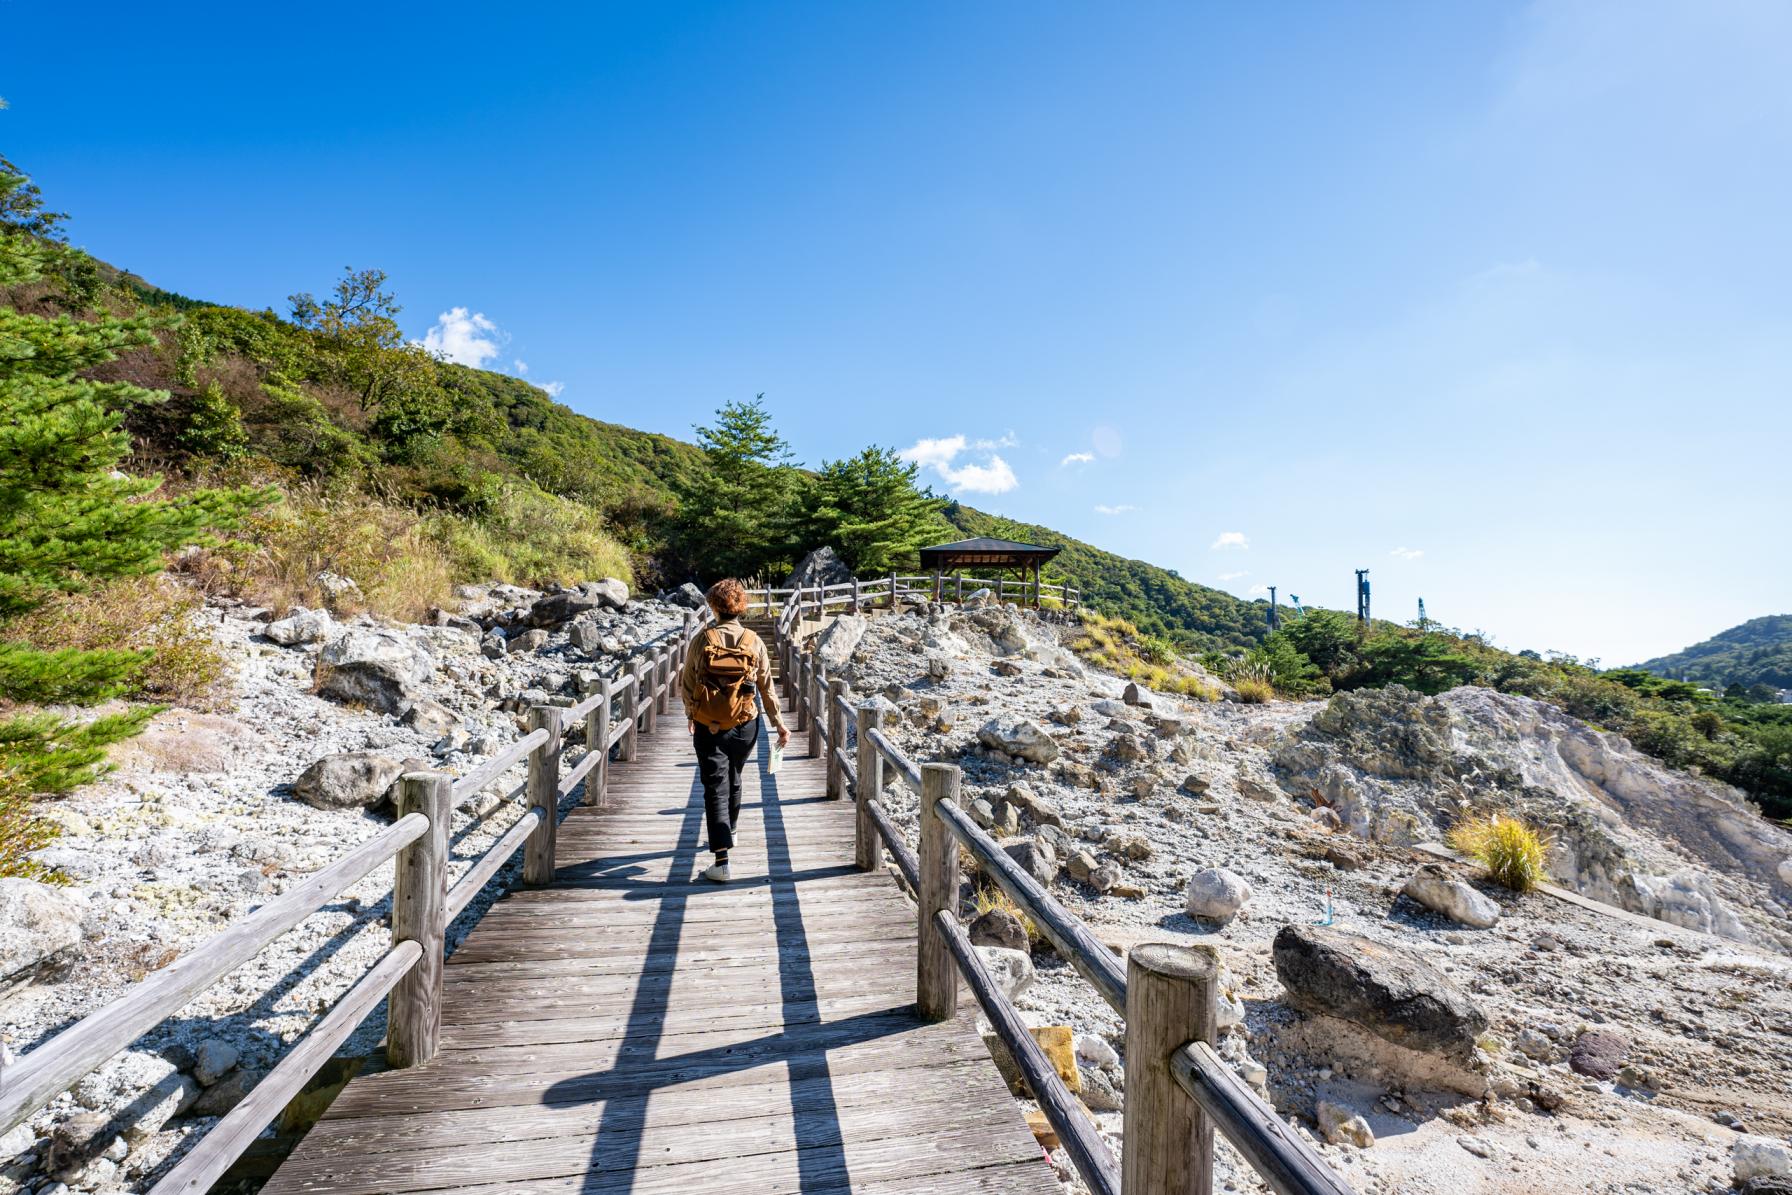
[1635,615,1792,692]
[940,504,1269,651]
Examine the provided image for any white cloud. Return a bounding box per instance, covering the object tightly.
[421,307,505,368]
[900,434,1020,495]
[541,381,565,397]
[513,359,529,374]
[1390,546,1425,560]
[974,431,1019,451]
[1218,570,1248,582]
[1210,531,1249,550]
[1248,584,1270,596]
[1093,504,1137,515]
[1060,452,1095,467]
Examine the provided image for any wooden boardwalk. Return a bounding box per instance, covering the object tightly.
[262,685,1053,1194]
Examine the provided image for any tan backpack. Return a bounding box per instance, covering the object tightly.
[691,626,762,731]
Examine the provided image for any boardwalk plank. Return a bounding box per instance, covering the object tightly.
[262,686,1048,1194]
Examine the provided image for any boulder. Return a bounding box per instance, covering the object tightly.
[813,615,868,671]
[783,546,853,591]
[1185,868,1251,923]
[193,1068,262,1117]
[1067,849,1098,883]
[0,878,88,995]
[293,752,427,811]
[1122,681,1150,706]
[969,907,1029,952]
[264,606,333,646]
[316,628,432,714]
[400,699,460,739]
[669,582,707,609]
[44,1111,112,1175]
[1403,864,1501,929]
[1272,925,1489,1064]
[508,628,550,654]
[1736,1136,1792,1187]
[1316,1099,1375,1148]
[1004,785,1063,828]
[528,580,627,628]
[977,717,1060,764]
[1002,837,1057,887]
[193,1037,239,1086]
[976,946,1035,1000]
[1108,732,1150,764]
[1567,1029,1628,1080]
[962,587,996,608]
[1778,857,1792,888]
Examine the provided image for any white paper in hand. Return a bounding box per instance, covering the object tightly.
[769,745,784,775]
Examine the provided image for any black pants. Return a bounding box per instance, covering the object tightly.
[693,716,759,854]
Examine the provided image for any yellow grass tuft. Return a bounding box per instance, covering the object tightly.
[1448,813,1550,892]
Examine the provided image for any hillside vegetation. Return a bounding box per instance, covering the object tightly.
[1635,614,1792,693]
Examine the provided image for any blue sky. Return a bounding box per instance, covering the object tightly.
[7,1,1788,664]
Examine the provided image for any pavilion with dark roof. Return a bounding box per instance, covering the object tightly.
[917,536,1064,606]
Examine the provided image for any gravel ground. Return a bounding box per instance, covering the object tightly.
[822,600,1792,1195]
[3,588,684,1193]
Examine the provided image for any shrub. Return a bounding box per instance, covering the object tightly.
[14,578,227,707]
[1232,677,1275,704]
[1068,611,1217,699]
[1448,814,1549,892]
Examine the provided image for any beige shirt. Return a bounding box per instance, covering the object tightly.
[679,619,786,731]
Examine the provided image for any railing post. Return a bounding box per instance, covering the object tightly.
[793,653,809,734]
[584,675,612,806]
[888,569,898,610]
[851,576,860,612]
[1124,943,1219,1195]
[855,703,883,870]
[809,658,826,759]
[524,705,561,885]
[826,678,846,799]
[620,659,641,762]
[956,574,964,603]
[642,648,661,735]
[388,771,451,1068]
[998,577,1006,604]
[917,763,960,1021]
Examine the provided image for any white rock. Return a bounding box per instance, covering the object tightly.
[0,878,88,994]
[313,570,363,607]
[1735,1135,1792,1184]
[71,1050,176,1114]
[263,605,333,646]
[1403,864,1501,929]
[1778,857,1792,887]
[316,627,433,713]
[1317,1099,1374,1148]
[1075,1034,1119,1070]
[977,717,1060,764]
[974,946,1035,1000]
[813,615,868,671]
[194,1038,240,1086]
[0,1121,33,1160]
[1185,868,1251,923]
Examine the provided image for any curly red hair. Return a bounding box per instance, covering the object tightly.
[706,578,749,619]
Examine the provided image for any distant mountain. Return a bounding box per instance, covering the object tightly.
[1634,615,1792,691]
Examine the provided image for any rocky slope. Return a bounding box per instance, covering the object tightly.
[1,579,694,1194]
[817,597,1792,1195]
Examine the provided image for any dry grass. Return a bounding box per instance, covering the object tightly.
[1231,678,1276,704]
[1069,611,1218,701]
[973,883,1040,947]
[16,578,228,707]
[1448,813,1550,892]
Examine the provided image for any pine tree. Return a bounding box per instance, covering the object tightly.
[0,160,271,876]
[673,395,802,580]
[801,446,952,575]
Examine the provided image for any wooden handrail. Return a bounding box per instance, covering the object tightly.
[0,812,428,1132]
[446,806,545,919]
[146,939,424,1195]
[934,909,1120,1195]
[773,577,1342,1195]
[1172,1042,1353,1195]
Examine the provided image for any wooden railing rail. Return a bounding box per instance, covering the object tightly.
[775,579,1348,1195]
[0,606,717,1188]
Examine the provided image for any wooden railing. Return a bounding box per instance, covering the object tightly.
[775,584,1352,1195]
[0,607,715,1194]
[744,572,1079,616]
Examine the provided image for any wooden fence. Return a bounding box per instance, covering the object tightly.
[0,607,715,1194]
[743,573,1080,616]
[774,584,1353,1195]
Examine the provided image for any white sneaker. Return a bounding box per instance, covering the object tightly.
[701,862,732,884]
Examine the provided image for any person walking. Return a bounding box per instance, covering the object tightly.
[680,578,790,883]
